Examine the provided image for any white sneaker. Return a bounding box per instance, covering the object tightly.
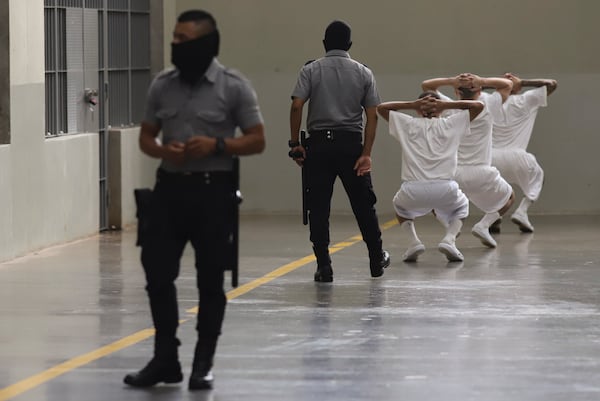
[471,223,497,248]
[402,243,426,262]
[438,241,464,262]
[511,210,534,233]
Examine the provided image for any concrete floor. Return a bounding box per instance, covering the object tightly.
[1,213,600,401]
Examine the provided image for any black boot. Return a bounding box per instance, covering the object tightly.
[123,358,183,387]
[188,339,218,390]
[369,250,390,278]
[313,245,333,282]
[123,337,182,387]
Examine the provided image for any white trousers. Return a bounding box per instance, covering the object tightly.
[455,165,513,213]
[492,149,544,201]
[393,180,469,226]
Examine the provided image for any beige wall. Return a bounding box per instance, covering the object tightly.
[1,0,597,261]
[178,0,598,75]
[174,0,600,215]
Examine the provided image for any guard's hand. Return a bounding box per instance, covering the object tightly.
[162,141,186,165]
[185,136,216,159]
[289,145,306,166]
[354,155,372,176]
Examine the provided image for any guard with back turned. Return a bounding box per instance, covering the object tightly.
[289,20,390,282]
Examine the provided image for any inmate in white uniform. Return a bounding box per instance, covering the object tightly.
[444,91,513,213]
[491,86,547,201]
[388,110,470,226]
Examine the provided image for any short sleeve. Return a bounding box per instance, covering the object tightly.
[143,78,161,126]
[362,69,381,108]
[437,91,458,117]
[523,86,548,110]
[481,91,503,121]
[446,110,470,137]
[291,66,311,100]
[438,91,453,101]
[388,111,412,142]
[233,79,264,131]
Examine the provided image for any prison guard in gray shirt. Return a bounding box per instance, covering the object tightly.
[291,49,380,133]
[144,59,264,173]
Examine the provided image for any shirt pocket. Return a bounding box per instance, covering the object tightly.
[194,108,229,134]
[156,108,181,143]
[196,109,227,123]
[156,108,178,121]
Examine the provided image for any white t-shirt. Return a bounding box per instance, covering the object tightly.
[492,86,547,150]
[439,91,502,166]
[388,110,470,181]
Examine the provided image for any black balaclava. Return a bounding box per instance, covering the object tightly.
[323,20,352,52]
[171,29,220,84]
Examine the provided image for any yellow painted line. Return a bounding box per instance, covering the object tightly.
[0,329,154,400]
[0,218,398,400]
[381,218,399,230]
[187,225,378,313]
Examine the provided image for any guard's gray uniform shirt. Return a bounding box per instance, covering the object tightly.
[144,59,263,172]
[291,50,380,133]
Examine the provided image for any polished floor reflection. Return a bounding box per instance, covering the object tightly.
[1,214,599,401]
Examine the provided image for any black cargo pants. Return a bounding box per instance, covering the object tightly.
[139,168,234,351]
[304,130,383,264]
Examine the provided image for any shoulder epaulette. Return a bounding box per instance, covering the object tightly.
[224,67,247,82]
[155,67,177,80]
[304,59,315,66]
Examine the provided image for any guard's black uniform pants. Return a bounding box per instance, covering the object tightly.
[305,132,383,265]
[140,168,234,354]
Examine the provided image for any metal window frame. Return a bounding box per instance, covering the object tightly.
[44,5,68,136]
[44,0,150,136]
[44,0,151,231]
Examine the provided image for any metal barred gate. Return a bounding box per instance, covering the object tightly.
[44,0,151,231]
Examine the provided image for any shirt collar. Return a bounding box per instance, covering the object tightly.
[173,58,222,86]
[325,49,350,58]
[203,58,222,83]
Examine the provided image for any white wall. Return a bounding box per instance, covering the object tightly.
[0,0,99,262]
[174,0,600,216]
[108,128,160,229]
[0,0,177,262]
[0,146,12,253]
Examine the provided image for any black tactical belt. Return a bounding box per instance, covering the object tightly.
[308,130,362,142]
[157,168,233,184]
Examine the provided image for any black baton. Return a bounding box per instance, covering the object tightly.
[300,129,308,225]
[288,130,309,225]
[229,157,242,287]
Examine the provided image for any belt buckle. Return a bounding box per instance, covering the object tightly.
[325,130,333,140]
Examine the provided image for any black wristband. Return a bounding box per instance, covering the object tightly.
[288,140,300,148]
[215,137,226,155]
